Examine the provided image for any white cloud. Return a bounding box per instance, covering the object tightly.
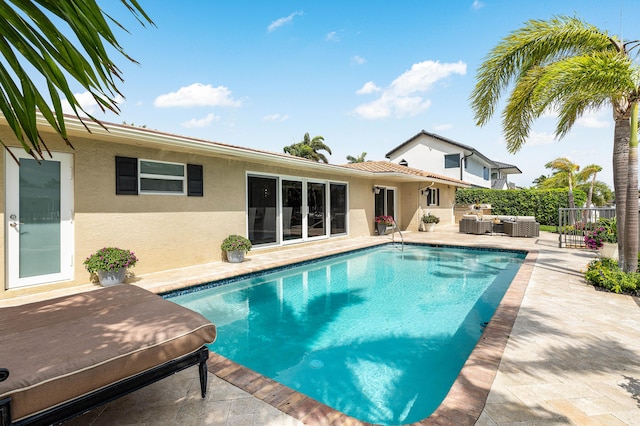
[326,31,339,42]
[472,0,485,10]
[433,123,453,131]
[62,91,124,116]
[181,113,220,128]
[526,130,556,146]
[356,81,381,95]
[268,11,303,32]
[262,113,289,122]
[353,60,466,119]
[352,55,367,65]
[576,111,610,129]
[154,83,241,108]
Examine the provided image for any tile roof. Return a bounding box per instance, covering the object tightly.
[341,161,468,186]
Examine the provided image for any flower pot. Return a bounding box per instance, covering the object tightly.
[96,268,127,286]
[424,223,436,232]
[376,223,387,235]
[226,250,245,263]
[600,242,618,259]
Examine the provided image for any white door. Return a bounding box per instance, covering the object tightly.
[6,149,74,288]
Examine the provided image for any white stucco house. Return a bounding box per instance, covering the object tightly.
[385,130,521,189]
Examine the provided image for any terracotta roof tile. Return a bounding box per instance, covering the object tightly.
[341,161,467,185]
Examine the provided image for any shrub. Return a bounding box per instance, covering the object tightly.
[584,227,605,250]
[584,258,639,295]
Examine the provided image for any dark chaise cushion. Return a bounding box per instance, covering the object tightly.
[0,285,216,421]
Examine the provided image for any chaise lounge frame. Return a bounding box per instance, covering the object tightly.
[0,347,209,426]
[0,285,217,426]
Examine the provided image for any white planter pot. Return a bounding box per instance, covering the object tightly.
[226,250,246,263]
[97,267,127,286]
[600,242,618,259]
[424,223,436,232]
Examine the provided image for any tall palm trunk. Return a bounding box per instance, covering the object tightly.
[613,114,630,266]
[623,103,639,272]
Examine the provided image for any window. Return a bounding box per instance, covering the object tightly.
[444,154,460,169]
[139,160,185,194]
[483,167,490,180]
[115,156,202,196]
[425,188,440,206]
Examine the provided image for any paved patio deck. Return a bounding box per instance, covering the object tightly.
[3,225,639,425]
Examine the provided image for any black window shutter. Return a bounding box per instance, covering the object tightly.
[187,164,203,196]
[115,156,138,195]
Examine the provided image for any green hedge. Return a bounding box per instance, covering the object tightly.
[455,188,587,226]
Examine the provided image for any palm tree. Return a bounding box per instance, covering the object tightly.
[470,15,639,272]
[346,152,367,163]
[577,164,603,209]
[0,1,154,160]
[283,133,332,163]
[544,157,579,210]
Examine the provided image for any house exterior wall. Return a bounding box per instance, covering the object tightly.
[387,133,492,188]
[0,129,361,298]
[0,123,460,299]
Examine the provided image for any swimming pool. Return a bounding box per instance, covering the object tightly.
[166,243,525,424]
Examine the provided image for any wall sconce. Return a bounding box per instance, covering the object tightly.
[373,186,381,194]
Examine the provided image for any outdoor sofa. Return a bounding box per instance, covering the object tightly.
[0,285,217,426]
[459,214,540,237]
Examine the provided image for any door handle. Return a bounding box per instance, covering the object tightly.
[9,222,23,228]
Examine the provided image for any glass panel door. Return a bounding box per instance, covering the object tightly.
[330,183,346,235]
[6,150,74,288]
[247,176,277,245]
[307,182,326,238]
[282,180,303,241]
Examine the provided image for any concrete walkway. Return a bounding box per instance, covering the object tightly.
[4,226,640,425]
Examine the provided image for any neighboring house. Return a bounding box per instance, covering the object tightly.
[385,130,521,189]
[0,115,468,299]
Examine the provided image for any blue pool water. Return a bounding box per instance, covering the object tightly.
[167,244,525,424]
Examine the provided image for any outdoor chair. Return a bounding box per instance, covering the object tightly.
[504,217,540,237]
[459,215,492,235]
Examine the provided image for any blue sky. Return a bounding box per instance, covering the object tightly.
[64,0,640,188]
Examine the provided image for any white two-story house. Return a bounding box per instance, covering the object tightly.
[385,130,521,189]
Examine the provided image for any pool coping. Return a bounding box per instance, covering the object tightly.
[204,246,537,425]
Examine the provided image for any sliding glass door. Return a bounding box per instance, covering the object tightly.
[307,182,326,239]
[282,180,303,241]
[248,174,347,246]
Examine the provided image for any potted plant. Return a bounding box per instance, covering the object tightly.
[421,213,440,232]
[221,234,252,263]
[374,215,394,235]
[84,247,138,286]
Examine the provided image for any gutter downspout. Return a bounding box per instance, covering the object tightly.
[460,151,473,181]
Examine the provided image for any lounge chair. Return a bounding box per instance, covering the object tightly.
[0,285,216,426]
[504,217,540,237]
[459,215,492,235]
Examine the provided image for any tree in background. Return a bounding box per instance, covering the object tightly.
[283,133,332,163]
[543,158,579,209]
[346,152,367,163]
[577,164,604,208]
[0,0,154,160]
[470,15,639,272]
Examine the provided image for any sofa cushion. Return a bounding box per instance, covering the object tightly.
[516,216,537,222]
[0,285,216,421]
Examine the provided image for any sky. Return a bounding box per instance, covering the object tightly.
[58,0,640,188]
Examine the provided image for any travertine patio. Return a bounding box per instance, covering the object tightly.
[3,225,639,425]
